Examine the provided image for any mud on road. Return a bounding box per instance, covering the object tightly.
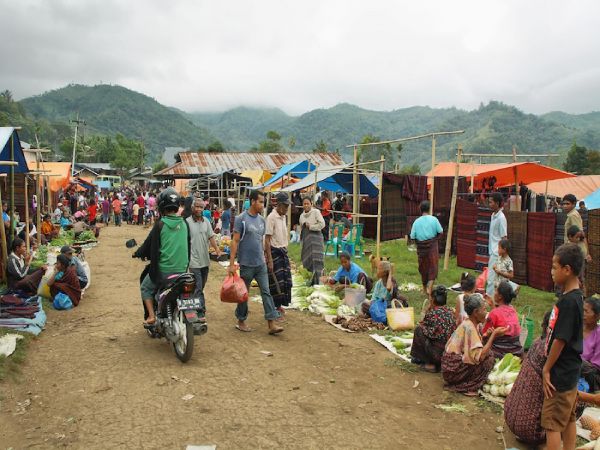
[0,225,519,449]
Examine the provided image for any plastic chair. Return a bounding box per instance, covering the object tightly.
[343,223,364,258]
[324,222,345,256]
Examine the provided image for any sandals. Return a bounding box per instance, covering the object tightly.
[235,324,252,332]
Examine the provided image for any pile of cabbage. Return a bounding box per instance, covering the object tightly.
[291,268,356,316]
[482,353,521,397]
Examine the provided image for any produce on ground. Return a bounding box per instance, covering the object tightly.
[482,353,521,397]
[384,334,414,356]
[581,415,600,440]
[30,245,49,269]
[75,230,97,242]
[332,316,386,332]
[50,230,75,248]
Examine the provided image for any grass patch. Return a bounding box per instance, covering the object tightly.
[383,357,419,373]
[288,238,556,339]
[0,329,33,382]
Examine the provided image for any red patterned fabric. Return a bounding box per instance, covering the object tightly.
[527,213,556,291]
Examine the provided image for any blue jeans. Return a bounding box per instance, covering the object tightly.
[114,212,122,226]
[190,266,208,313]
[235,264,279,322]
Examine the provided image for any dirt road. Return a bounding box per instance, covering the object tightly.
[0,225,520,449]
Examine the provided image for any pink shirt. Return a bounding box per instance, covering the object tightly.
[482,305,521,337]
[147,196,156,211]
[583,326,600,369]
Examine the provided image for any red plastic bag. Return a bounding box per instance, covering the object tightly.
[220,274,249,303]
[475,267,488,292]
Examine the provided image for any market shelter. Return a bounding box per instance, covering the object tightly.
[527,175,600,200]
[428,161,575,190]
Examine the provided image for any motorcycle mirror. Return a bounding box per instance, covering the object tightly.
[125,239,137,248]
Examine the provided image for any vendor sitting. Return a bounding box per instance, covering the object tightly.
[581,297,600,392]
[328,251,372,293]
[441,293,507,396]
[41,213,59,242]
[48,254,82,307]
[6,237,47,296]
[360,260,407,317]
[60,246,88,289]
[411,285,456,373]
[482,281,523,358]
[59,210,72,230]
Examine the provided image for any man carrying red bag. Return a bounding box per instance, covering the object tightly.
[227,190,283,335]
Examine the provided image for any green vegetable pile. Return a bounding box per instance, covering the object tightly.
[384,334,414,356]
[50,230,75,247]
[30,246,49,269]
[482,353,521,397]
[76,230,97,242]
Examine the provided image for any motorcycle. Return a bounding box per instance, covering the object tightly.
[131,243,207,362]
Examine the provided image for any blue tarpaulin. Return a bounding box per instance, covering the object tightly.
[280,165,379,198]
[250,160,315,190]
[583,188,600,210]
[0,127,28,174]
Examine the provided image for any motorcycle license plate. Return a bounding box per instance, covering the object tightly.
[177,297,201,310]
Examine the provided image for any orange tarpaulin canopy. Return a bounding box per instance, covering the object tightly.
[42,162,72,193]
[427,162,575,190]
[527,175,600,200]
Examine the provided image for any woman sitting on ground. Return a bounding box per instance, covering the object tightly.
[411,285,456,373]
[503,311,550,447]
[6,238,47,296]
[581,297,600,392]
[441,293,507,396]
[482,281,523,358]
[59,209,72,230]
[329,251,372,293]
[47,254,82,307]
[41,213,59,242]
[360,260,407,318]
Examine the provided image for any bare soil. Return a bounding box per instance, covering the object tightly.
[0,225,522,449]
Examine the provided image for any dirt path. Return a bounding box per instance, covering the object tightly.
[0,225,521,449]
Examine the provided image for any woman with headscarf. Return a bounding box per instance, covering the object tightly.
[441,293,507,396]
[298,196,325,285]
[48,254,82,307]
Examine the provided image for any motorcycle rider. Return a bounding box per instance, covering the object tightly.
[133,188,190,325]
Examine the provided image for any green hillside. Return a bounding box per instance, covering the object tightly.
[189,101,600,167]
[21,84,214,159]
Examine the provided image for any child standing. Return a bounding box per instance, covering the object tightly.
[132,202,140,225]
[543,243,584,450]
[455,272,476,325]
[493,239,519,294]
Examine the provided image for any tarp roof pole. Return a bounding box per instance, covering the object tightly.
[444,145,462,270]
[24,175,29,250]
[376,155,385,259]
[353,145,358,225]
[10,132,15,241]
[430,135,436,214]
[512,146,520,212]
[0,174,8,275]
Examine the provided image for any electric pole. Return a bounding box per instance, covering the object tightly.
[70,114,86,177]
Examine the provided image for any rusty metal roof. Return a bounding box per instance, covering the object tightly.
[155,152,344,178]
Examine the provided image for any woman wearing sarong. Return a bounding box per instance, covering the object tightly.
[411,286,455,372]
[482,281,523,359]
[582,297,600,392]
[48,254,82,307]
[6,238,47,296]
[504,312,550,446]
[409,200,443,299]
[299,197,325,285]
[441,293,507,396]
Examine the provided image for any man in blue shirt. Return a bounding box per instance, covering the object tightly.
[228,190,282,335]
[410,200,443,299]
[487,192,507,296]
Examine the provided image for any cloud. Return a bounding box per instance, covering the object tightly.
[1,0,599,114]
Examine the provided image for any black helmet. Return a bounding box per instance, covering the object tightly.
[158,187,180,214]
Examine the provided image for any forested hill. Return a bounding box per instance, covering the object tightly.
[188,102,600,166]
[20,84,214,158]
[12,83,600,168]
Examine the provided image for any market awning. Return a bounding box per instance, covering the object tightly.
[583,188,600,210]
[42,162,72,192]
[279,165,379,198]
[251,159,315,190]
[0,127,28,173]
[527,175,600,200]
[240,169,271,186]
[427,162,575,190]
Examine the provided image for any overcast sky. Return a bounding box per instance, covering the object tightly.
[1,0,599,115]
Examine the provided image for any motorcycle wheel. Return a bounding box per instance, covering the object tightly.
[173,310,194,363]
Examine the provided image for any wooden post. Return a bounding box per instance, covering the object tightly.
[24,176,30,250]
[429,135,436,214]
[9,133,15,241]
[46,175,52,212]
[0,176,8,275]
[512,145,520,212]
[376,156,385,259]
[470,162,475,194]
[444,145,462,270]
[353,145,359,225]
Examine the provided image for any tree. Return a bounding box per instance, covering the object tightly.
[206,140,224,153]
[0,90,13,102]
[357,134,397,171]
[564,141,589,174]
[153,159,168,173]
[266,130,281,141]
[585,150,600,175]
[312,139,328,153]
[288,136,296,149]
[257,130,284,153]
[399,164,421,175]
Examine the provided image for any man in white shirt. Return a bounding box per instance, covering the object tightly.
[487,192,508,296]
[265,192,293,320]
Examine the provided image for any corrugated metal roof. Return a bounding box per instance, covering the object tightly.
[155,152,344,178]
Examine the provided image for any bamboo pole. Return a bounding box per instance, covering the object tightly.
[444,145,462,270]
[24,176,30,250]
[470,162,475,194]
[46,175,52,211]
[430,135,436,214]
[376,155,385,259]
[0,175,8,276]
[345,130,465,148]
[353,145,359,225]
[512,146,520,212]
[9,133,15,241]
